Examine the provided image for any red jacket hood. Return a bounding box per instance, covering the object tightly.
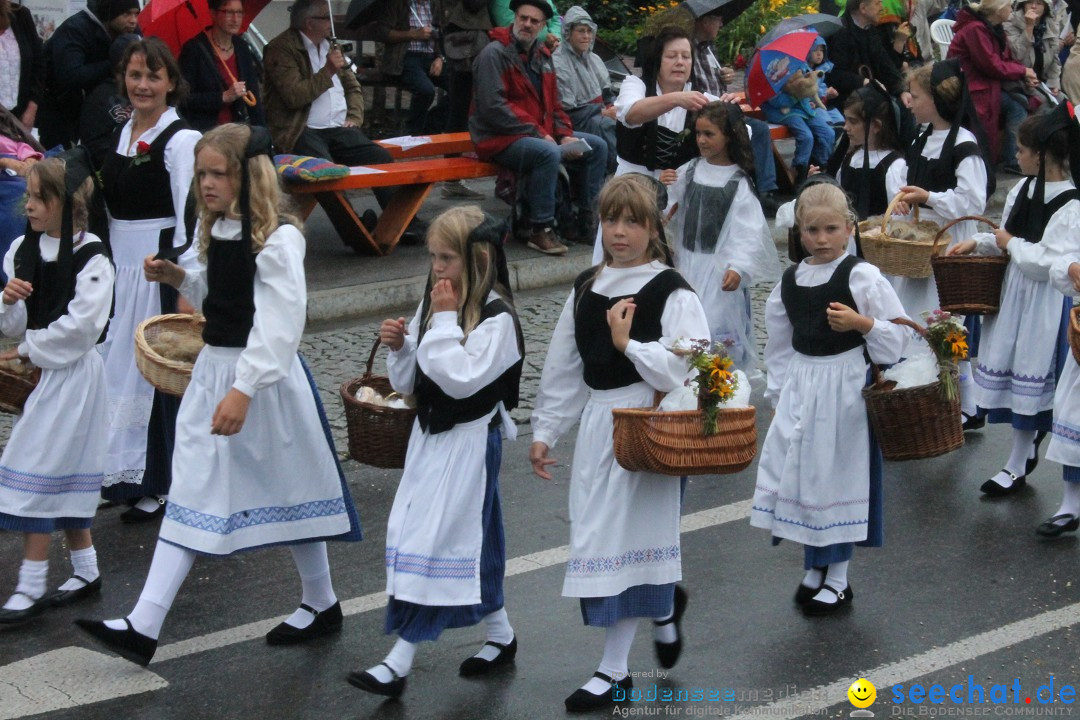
[952,8,985,33]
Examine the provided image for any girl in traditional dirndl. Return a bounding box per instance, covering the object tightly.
[947,105,1080,497]
[0,156,114,624]
[666,101,780,379]
[347,207,524,699]
[75,124,361,667]
[531,176,709,712]
[98,39,201,519]
[828,82,907,222]
[1041,251,1080,536]
[750,182,910,616]
[888,61,990,425]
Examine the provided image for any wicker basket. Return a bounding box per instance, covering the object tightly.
[612,405,757,476]
[861,319,964,461]
[340,338,417,469]
[0,361,40,414]
[930,216,1008,315]
[859,193,949,278]
[134,314,205,397]
[1070,306,1080,365]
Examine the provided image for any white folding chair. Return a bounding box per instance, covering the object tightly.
[930,18,956,61]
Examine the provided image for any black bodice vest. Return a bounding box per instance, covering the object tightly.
[100,119,188,221]
[202,237,258,348]
[573,267,693,390]
[414,298,523,435]
[14,236,110,343]
[905,131,980,203]
[780,255,865,357]
[842,151,902,219]
[615,89,699,172]
[1003,178,1080,244]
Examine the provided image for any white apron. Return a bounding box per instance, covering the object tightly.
[750,346,872,546]
[0,352,107,519]
[159,346,350,555]
[1048,356,1080,467]
[98,216,173,487]
[563,382,682,598]
[384,410,494,607]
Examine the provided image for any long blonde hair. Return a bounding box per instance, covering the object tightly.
[192,124,296,260]
[421,206,506,338]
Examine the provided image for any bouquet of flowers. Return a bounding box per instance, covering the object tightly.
[678,338,740,436]
[921,309,969,401]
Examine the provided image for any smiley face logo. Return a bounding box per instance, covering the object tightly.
[848,678,876,708]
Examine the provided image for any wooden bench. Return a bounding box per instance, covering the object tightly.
[287,142,498,255]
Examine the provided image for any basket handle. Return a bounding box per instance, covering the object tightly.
[931,215,1000,254]
[364,336,382,380]
[880,192,919,237]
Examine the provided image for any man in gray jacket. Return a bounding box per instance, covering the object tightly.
[552,6,617,174]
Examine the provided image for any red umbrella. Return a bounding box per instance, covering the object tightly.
[744,30,819,108]
[139,0,269,57]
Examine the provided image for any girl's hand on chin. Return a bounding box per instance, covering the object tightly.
[430,278,459,313]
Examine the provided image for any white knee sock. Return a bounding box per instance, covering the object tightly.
[811,561,850,604]
[1054,481,1080,520]
[988,429,1038,487]
[283,542,337,629]
[958,360,976,416]
[368,637,418,681]
[134,496,165,513]
[578,618,637,694]
[465,608,515,661]
[801,566,824,589]
[4,558,47,610]
[112,540,195,639]
[58,546,99,591]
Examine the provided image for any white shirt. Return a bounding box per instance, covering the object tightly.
[301,32,347,129]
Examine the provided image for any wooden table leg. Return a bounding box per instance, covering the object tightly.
[374,183,434,253]
[315,191,382,255]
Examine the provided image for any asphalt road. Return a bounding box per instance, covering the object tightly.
[3,283,1080,720]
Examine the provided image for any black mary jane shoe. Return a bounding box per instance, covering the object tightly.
[1026,431,1049,476]
[961,413,986,432]
[1036,513,1080,538]
[801,584,854,617]
[74,618,157,666]
[564,672,634,713]
[265,601,342,645]
[0,592,48,625]
[980,470,1027,497]
[119,496,165,524]
[459,635,518,677]
[47,576,102,608]
[794,580,824,606]
[653,584,688,669]
[347,663,407,698]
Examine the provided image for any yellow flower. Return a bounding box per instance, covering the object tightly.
[944,331,968,360]
[760,24,766,33]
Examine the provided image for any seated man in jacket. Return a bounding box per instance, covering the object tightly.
[552,5,617,174]
[470,0,608,255]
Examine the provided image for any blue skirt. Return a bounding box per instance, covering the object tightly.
[580,583,675,627]
[385,427,504,643]
[0,513,93,532]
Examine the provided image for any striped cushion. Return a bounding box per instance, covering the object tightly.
[274,154,350,182]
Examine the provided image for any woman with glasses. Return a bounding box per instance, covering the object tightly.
[178,0,265,132]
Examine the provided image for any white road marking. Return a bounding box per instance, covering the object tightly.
[726,603,1080,720]
[0,647,167,720]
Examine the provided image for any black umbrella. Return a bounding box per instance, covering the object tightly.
[756,13,845,48]
[680,0,754,23]
[345,0,378,30]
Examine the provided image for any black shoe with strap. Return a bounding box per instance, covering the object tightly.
[459,635,518,677]
[980,470,1027,497]
[653,584,687,669]
[1036,513,1080,538]
[801,584,854,616]
[0,592,47,625]
[265,601,342,645]
[346,662,407,698]
[120,496,165,524]
[47,575,102,608]
[564,672,634,712]
[74,617,157,666]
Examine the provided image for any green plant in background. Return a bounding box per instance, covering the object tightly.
[585,0,829,65]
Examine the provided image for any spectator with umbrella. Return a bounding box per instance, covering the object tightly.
[178,0,266,132]
[827,0,910,111]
